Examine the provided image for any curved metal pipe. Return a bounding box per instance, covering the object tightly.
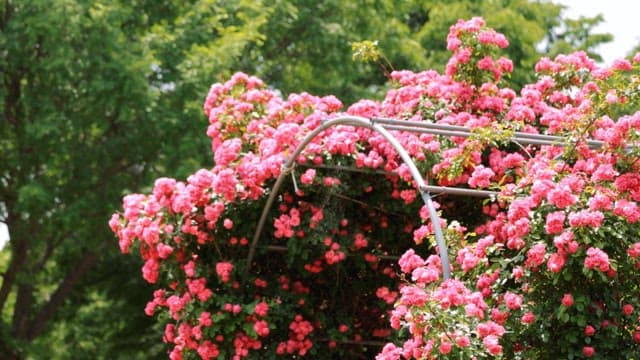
[245,115,451,280]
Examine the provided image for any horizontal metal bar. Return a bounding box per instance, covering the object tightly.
[422,184,498,198]
[297,163,392,176]
[266,245,399,260]
[382,124,473,139]
[380,124,604,149]
[297,163,498,198]
[373,117,607,149]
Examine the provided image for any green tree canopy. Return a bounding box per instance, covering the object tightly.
[238,0,614,102]
[0,0,158,356]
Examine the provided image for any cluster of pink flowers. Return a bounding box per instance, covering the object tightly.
[445,17,512,82]
[276,315,314,356]
[215,262,234,283]
[584,247,611,272]
[111,17,640,360]
[372,18,640,359]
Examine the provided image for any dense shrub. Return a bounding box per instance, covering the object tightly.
[111,17,640,359]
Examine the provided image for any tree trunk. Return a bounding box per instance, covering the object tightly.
[27,245,102,340]
[11,283,33,340]
[0,234,26,314]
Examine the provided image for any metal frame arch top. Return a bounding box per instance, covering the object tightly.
[246,115,451,280]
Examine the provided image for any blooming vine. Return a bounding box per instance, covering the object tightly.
[111,17,640,359]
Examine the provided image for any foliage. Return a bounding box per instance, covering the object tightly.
[0,1,165,357]
[544,14,614,62]
[111,73,415,358]
[378,19,640,359]
[402,0,612,88]
[0,0,625,358]
[236,0,614,103]
[133,0,272,179]
[111,17,640,360]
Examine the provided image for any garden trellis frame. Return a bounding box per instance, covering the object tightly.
[246,115,612,280]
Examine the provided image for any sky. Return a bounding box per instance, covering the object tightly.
[0,1,638,251]
[554,0,640,65]
[0,223,6,249]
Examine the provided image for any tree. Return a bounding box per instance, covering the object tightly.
[0,0,275,357]
[389,0,613,88]
[238,0,613,103]
[544,14,614,62]
[0,0,160,356]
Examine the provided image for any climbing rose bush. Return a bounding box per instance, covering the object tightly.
[111,17,640,359]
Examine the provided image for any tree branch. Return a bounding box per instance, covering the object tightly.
[26,240,109,340]
[11,283,33,340]
[32,229,71,273]
[0,0,12,32]
[0,214,26,314]
[4,71,21,127]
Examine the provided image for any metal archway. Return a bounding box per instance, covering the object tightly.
[246,115,452,280]
[244,114,619,281]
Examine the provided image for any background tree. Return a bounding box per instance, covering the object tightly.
[544,14,614,62]
[0,0,621,358]
[377,0,612,88]
[229,0,613,103]
[0,1,160,357]
[0,0,272,358]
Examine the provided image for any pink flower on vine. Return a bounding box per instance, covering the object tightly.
[561,293,574,307]
[547,252,567,273]
[353,233,368,249]
[398,249,426,274]
[456,246,482,272]
[468,165,495,189]
[584,247,610,272]
[214,138,242,166]
[504,292,523,310]
[591,163,618,182]
[399,286,428,307]
[507,198,532,222]
[478,29,509,48]
[497,57,513,74]
[525,243,547,269]
[197,340,220,360]
[215,262,234,283]
[142,258,160,284]
[253,301,269,317]
[546,185,577,209]
[568,209,604,228]
[584,325,596,336]
[300,169,316,185]
[583,346,595,357]
[588,193,613,211]
[614,199,640,223]
[199,311,212,327]
[477,56,495,71]
[411,266,440,285]
[438,340,452,354]
[187,278,212,302]
[376,343,402,360]
[553,230,578,254]
[483,335,503,355]
[521,312,535,324]
[628,243,640,258]
[254,320,270,337]
[545,211,566,234]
